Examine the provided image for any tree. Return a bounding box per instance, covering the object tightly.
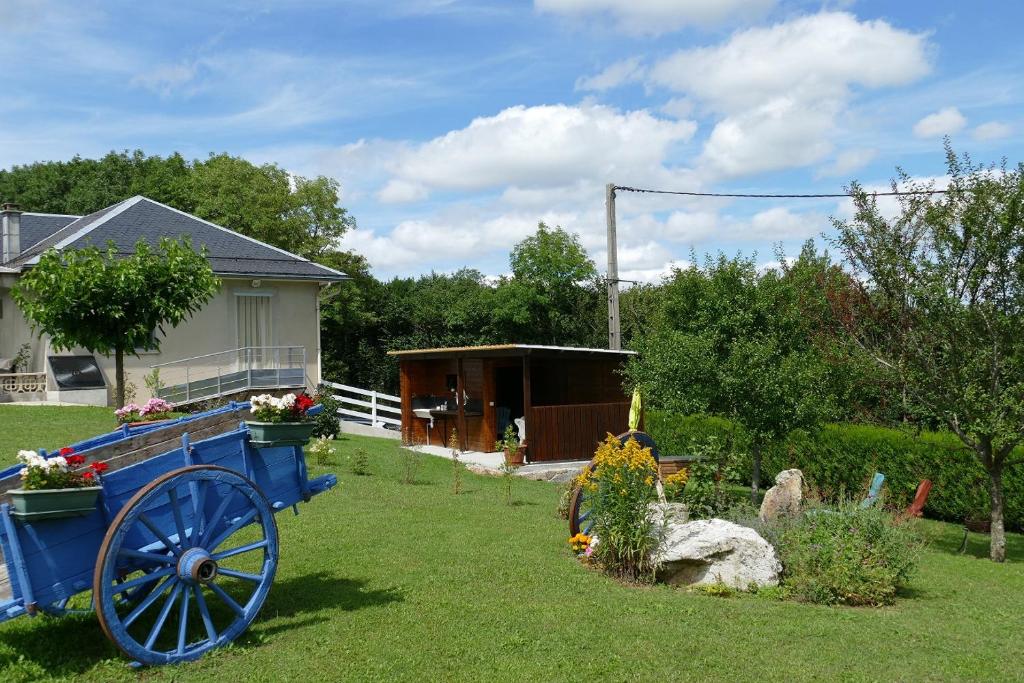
[625,254,832,502]
[12,238,220,408]
[493,223,603,346]
[831,144,1024,562]
[0,150,354,260]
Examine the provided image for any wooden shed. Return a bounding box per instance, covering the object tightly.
[390,344,635,462]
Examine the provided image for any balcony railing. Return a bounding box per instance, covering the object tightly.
[0,372,46,394]
[151,346,307,406]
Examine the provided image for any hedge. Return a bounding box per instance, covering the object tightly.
[646,410,1024,531]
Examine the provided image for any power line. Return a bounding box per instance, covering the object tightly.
[614,185,949,199]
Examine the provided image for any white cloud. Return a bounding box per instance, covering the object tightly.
[386,103,697,195]
[648,13,930,113]
[913,107,967,138]
[815,148,878,179]
[645,12,931,178]
[535,0,775,35]
[377,179,429,203]
[660,97,695,119]
[131,62,199,97]
[972,121,1012,141]
[575,57,645,92]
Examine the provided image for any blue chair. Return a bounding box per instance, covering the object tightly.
[496,406,511,439]
[859,472,885,509]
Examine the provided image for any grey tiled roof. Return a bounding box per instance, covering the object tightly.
[10,196,347,281]
[20,213,79,250]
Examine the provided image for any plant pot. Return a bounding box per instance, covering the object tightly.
[247,421,317,447]
[503,446,526,467]
[9,486,103,521]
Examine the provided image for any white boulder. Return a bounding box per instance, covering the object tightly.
[651,518,781,589]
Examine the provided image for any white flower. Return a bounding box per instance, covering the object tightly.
[17,450,46,469]
[281,393,296,407]
[589,535,600,549]
[47,456,68,472]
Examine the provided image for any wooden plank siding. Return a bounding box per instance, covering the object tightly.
[526,402,630,461]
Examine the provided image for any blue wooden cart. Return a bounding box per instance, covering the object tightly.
[0,402,336,666]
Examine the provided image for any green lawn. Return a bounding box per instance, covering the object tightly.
[0,406,1022,681]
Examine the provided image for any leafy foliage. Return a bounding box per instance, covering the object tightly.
[647,410,1024,529]
[766,503,923,606]
[12,238,219,407]
[831,143,1024,560]
[679,436,742,518]
[625,253,834,498]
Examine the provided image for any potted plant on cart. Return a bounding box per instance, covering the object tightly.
[114,397,177,428]
[247,392,318,447]
[495,424,526,467]
[9,448,107,520]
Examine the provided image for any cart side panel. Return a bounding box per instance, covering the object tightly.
[2,510,106,608]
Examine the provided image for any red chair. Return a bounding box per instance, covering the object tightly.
[904,479,932,518]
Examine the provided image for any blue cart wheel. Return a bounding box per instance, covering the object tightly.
[93,465,279,666]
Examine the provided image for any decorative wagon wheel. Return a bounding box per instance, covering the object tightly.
[93,465,279,666]
[568,431,661,538]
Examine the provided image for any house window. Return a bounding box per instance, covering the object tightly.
[236,293,273,366]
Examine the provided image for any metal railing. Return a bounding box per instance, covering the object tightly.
[151,346,307,405]
[0,372,46,394]
[321,380,401,427]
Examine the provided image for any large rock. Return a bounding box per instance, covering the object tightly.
[651,518,781,589]
[759,468,804,523]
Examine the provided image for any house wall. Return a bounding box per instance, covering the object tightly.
[2,276,325,406]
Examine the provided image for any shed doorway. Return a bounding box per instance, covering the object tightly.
[493,364,523,440]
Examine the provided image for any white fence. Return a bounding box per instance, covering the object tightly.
[322,381,401,428]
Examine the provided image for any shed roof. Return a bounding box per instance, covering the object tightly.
[388,344,636,360]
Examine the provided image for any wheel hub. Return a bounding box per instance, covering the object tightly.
[178,547,218,584]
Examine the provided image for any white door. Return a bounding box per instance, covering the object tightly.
[237,294,273,369]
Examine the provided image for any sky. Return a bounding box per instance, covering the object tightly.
[2,1,1023,281]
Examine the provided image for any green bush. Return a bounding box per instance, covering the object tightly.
[647,410,1024,530]
[768,503,923,606]
[312,385,342,438]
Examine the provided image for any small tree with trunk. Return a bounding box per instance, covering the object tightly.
[831,144,1024,562]
[13,238,220,408]
[625,254,831,502]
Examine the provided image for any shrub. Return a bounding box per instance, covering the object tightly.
[574,435,661,582]
[768,503,923,606]
[647,410,1024,530]
[308,436,336,466]
[312,385,342,438]
[400,447,423,485]
[351,447,370,475]
[680,436,742,518]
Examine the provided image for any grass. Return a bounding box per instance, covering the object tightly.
[0,406,1022,681]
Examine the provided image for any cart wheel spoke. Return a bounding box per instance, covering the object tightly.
[114,566,175,595]
[168,488,190,550]
[176,585,191,654]
[207,581,246,617]
[217,567,264,583]
[144,583,182,649]
[94,465,279,666]
[123,576,175,627]
[198,489,238,547]
[212,539,269,561]
[207,508,258,552]
[139,514,183,558]
[117,548,176,566]
[193,586,218,644]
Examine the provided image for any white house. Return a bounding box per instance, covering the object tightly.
[0,196,347,407]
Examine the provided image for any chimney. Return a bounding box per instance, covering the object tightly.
[1,202,21,263]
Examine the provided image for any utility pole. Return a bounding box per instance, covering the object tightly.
[605,183,620,350]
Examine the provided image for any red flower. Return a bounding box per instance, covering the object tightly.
[66,454,86,467]
[294,393,315,414]
[59,447,74,457]
[82,471,95,481]
[90,461,109,474]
